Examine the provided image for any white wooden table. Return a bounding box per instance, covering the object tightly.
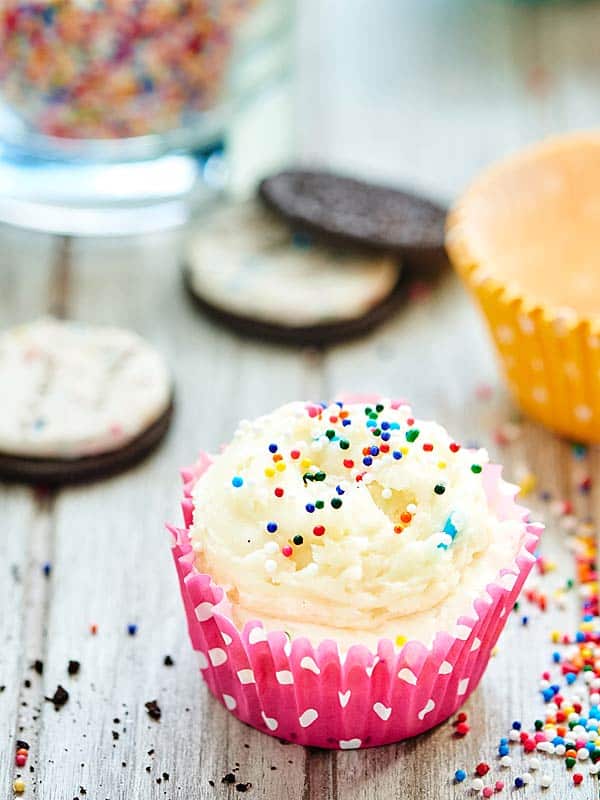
[2,2,600,798]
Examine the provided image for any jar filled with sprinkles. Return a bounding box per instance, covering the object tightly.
[0,0,295,234]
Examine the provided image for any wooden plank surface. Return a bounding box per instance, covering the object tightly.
[0,230,59,799]
[32,235,315,800]
[0,252,588,800]
[3,2,600,799]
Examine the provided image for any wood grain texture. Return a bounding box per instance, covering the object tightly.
[27,235,315,800]
[0,231,59,797]
[3,1,600,798]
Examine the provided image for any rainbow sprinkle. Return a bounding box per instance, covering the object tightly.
[452,435,600,794]
[228,400,487,582]
[0,1,256,139]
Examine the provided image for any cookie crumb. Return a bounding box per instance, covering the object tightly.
[45,685,69,710]
[144,700,161,721]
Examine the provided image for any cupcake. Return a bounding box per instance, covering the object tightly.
[169,398,541,748]
[446,132,600,443]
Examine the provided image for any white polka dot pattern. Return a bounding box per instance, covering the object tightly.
[170,438,542,748]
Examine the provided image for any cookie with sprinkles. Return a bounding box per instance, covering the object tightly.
[0,318,173,484]
[183,201,403,345]
[259,170,448,273]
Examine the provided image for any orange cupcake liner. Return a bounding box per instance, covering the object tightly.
[446,137,600,444]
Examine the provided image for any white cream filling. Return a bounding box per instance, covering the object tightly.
[186,202,400,326]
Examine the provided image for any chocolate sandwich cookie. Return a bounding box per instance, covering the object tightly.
[0,318,174,484]
[183,201,403,345]
[259,169,447,273]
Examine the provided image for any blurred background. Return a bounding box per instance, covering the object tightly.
[2,0,600,235]
[1,0,600,399]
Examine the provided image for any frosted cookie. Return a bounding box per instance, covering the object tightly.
[0,318,173,484]
[183,201,402,344]
[259,170,447,271]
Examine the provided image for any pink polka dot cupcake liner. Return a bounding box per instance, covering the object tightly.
[168,450,542,749]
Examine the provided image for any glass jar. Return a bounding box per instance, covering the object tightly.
[0,0,295,235]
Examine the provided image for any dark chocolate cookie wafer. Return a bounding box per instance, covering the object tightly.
[184,268,405,346]
[0,318,174,485]
[259,170,447,272]
[183,201,403,346]
[0,401,174,485]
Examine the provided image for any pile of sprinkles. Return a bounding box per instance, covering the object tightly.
[0,0,256,139]
[227,399,482,573]
[452,436,600,794]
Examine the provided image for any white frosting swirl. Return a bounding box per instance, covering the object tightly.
[191,400,523,646]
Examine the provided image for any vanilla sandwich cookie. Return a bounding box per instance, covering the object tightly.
[0,318,173,484]
[183,201,402,344]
